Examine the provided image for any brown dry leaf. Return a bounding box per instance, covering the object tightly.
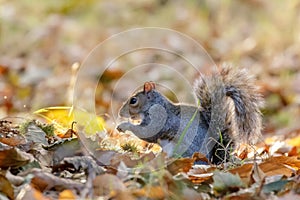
[57,122,77,139]
[0,136,26,146]
[189,165,216,175]
[187,165,216,184]
[269,156,300,170]
[188,172,213,184]
[0,174,14,200]
[240,142,269,159]
[0,120,26,146]
[251,162,266,184]
[0,147,33,168]
[288,146,298,156]
[234,144,254,160]
[58,189,77,200]
[237,147,248,160]
[93,174,126,197]
[192,152,208,163]
[132,185,167,200]
[167,157,194,175]
[58,128,77,139]
[259,162,293,177]
[259,156,300,177]
[230,163,253,184]
[52,156,105,177]
[167,152,208,175]
[111,191,135,200]
[26,168,84,192]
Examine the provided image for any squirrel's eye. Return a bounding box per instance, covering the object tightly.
[129,97,138,106]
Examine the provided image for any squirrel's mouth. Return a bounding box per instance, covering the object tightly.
[129,114,142,124]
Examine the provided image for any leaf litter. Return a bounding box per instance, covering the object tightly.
[0,116,300,199]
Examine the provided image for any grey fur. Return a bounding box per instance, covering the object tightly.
[117,65,263,164]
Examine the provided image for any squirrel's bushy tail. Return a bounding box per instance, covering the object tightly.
[195,64,263,145]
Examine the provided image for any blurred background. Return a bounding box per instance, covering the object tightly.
[1,0,300,136]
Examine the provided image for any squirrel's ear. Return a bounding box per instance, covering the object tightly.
[144,81,156,93]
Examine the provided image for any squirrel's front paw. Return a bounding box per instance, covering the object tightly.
[116,122,131,132]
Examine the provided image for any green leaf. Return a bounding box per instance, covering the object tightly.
[212,171,245,194]
[262,179,289,194]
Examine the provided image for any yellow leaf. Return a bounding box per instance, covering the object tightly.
[59,189,76,200]
[34,106,105,136]
[287,135,300,147]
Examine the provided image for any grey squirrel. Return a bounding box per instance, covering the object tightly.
[117,65,263,164]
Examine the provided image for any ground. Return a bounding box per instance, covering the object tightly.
[1,1,300,199]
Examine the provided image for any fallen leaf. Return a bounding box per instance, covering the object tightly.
[93,174,126,197]
[192,152,208,163]
[24,121,48,145]
[132,185,167,199]
[187,165,215,184]
[229,163,253,185]
[0,147,33,169]
[34,106,105,136]
[288,146,298,156]
[237,147,248,160]
[262,179,289,194]
[259,156,300,177]
[43,138,81,165]
[167,157,194,175]
[187,172,213,184]
[93,150,118,166]
[58,127,77,139]
[251,162,266,184]
[0,136,26,147]
[53,156,105,175]
[212,171,245,195]
[58,189,77,200]
[182,187,206,200]
[25,168,84,192]
[287,135,300,147]
[0,174,14,200]
[0,119,26,146]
